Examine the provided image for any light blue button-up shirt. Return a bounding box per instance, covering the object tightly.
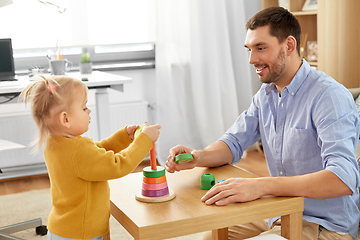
[219,60,360,238]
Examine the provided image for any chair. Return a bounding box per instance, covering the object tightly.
[0,139,47,239]
[0,219,47,239]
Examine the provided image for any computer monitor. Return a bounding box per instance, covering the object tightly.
[0,38,16,81]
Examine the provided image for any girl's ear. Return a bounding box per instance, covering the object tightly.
[59,111,70,129]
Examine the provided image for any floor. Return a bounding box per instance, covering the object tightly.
[0,150,268,196]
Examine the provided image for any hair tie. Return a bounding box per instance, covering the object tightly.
[48,83,57,93]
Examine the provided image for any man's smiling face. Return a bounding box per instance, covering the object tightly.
[244,25,287,84]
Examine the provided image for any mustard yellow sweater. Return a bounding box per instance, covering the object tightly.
[44,127,152,239]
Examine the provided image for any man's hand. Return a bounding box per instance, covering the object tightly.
[201,178,265,206]
[165,145,198,173]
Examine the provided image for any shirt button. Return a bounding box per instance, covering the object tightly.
[291,92,294,95]
[281,103,284,107]
[279,171,283,175]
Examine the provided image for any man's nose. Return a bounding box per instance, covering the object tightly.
[248,51,258,65]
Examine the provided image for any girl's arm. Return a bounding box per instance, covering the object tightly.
[95,127,132,153]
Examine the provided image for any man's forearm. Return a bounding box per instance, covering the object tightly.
[261,170,352,199]
[196,141,233,168]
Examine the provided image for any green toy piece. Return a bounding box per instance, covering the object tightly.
[200,173,215,190]
[134,124,145,139]
[175,153,194,164]
[143,166,166,178]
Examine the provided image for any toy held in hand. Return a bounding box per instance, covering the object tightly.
[134,123,149,139]
[175,153,194,164]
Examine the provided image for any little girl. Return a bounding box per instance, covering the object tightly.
[20,75,161,240]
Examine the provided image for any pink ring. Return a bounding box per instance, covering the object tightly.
[142,181,168,191]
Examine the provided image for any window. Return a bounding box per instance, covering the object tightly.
[0,0,156,71]
[86,0,156,46]
[0,0,156,49]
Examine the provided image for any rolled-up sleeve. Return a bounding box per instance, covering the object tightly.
[314,87,360,193]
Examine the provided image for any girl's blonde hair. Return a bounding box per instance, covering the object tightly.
[20,75,88,152]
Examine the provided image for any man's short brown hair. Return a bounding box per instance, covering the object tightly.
[246,7,301,56]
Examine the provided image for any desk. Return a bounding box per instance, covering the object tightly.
[109,165,304,240]
[0,71,132,140]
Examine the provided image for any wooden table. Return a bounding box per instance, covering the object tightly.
[109,165,304,240]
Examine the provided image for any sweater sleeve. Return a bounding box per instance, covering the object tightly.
[72,132,152,181]
[94,127,132,153]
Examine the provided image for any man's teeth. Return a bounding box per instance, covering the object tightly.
[256,68,264,73]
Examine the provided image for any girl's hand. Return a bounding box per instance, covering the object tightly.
[141,122,161,142]
[126,125,139,140]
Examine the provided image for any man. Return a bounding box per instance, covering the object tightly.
[165,7,360,240]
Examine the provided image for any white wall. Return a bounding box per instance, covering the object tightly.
[105,68,156,124]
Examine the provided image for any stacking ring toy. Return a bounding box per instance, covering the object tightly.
[142,181,168,191]
[142,188,169,197]
[143,175,167,184]
[175,153,194,164]
[143,166,166,178]
[135,122,176,203]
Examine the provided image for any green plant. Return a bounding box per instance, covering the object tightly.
[80,53,91,63]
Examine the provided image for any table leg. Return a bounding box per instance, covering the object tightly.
[103,231,110,240]
[212,227,228,240]
[95,88,111,140]
[281,212,303,240]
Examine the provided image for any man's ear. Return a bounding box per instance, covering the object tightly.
[59,111,70,129]
[286,36,297,55]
